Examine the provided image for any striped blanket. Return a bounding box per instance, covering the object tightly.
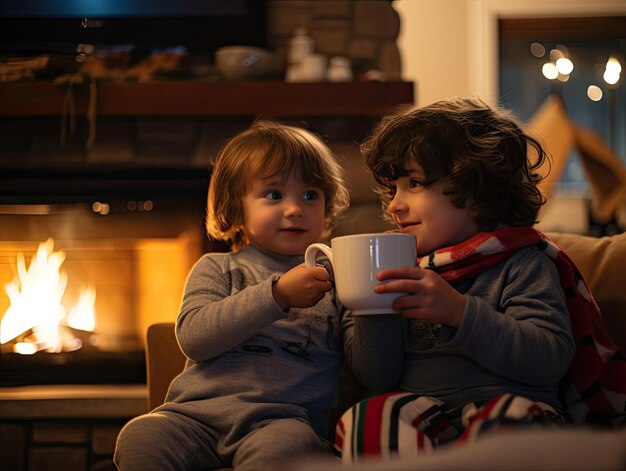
[337,227,625,462]
[337,393,561,463]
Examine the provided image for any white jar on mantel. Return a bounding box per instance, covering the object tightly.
[327,56,353,82]
[288,28,314,65]
[288,54,327,82]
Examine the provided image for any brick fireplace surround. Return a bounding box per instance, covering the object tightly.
[0,2,409,469]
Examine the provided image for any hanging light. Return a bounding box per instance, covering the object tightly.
[549,48,565,62]
[606,56,622,74]
[530,42,546,58]
[542,62,558,80]
[603,56,622,86]
[555,57,574,75]
[587,85,603,102]
[604,70,620,85]
[542,46,573,81]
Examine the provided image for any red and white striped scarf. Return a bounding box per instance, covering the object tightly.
[420,226,625,425]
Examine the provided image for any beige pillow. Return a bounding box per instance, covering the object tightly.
[547,231,626,353]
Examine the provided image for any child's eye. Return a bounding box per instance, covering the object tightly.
[303,190,319,201]
[263,190,282,200]
[409,178,426,189]
[388,185,397,197]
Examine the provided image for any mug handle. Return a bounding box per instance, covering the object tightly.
[304,243,333,268]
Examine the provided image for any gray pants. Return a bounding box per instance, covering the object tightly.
[114,411,334,470]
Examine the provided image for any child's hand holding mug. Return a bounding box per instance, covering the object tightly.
[305,233,416,315]
[374,266,466,326]
[273,264,332,310]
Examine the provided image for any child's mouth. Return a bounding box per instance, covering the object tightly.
[398,222,420,231]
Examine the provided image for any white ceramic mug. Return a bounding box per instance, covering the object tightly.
[305,233,416,315]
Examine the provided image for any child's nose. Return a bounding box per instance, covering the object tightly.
[388,192,407,213]
[284,200,304,217]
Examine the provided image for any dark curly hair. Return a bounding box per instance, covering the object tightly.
[361,97,549,230]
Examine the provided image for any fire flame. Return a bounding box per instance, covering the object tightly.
[0,239,96,354]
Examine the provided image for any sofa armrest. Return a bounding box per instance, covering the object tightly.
[146,322,186,410]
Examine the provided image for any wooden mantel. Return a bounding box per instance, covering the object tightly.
[0,80,414,118]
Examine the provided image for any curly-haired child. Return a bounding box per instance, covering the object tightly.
[340,98,622,463]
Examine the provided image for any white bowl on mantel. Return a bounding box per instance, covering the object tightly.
[214,46,273,81]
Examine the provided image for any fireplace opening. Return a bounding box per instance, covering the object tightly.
[0,182,210,386]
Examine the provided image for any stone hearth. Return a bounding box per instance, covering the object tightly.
[0,385,147,470]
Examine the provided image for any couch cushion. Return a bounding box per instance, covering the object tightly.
[547,231,626,353]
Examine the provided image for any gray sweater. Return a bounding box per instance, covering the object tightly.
[346,246,575,410]
[158,245,351,453]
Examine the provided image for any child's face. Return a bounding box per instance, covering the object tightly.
[242,172,326,257]
[387,164,479,256]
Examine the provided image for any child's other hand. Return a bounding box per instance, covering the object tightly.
[374,267,466,327]
[273,263,332,311]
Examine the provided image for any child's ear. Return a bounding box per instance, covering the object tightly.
[320,220,332,240]
[233,224,246,238]
[231,212,245,230]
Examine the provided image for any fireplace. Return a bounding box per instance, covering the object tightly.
[0,164,213,386]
